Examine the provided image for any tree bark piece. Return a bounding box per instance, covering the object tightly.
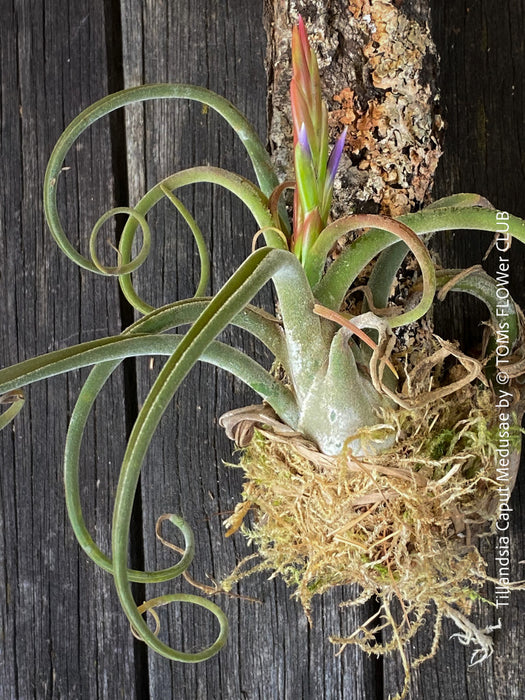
[265,0,443,216]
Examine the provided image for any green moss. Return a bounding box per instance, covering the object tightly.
[428,429,455,459]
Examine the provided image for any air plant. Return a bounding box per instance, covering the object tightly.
[1,16,524,698]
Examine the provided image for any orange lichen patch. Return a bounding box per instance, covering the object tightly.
[328,1,443,216]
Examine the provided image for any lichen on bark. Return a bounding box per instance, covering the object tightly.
[264,0,443,217]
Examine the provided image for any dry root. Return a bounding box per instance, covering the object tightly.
[220,376,523,699]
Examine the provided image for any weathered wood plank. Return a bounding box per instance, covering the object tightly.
[0,2,137,697]
[119,0,378,698]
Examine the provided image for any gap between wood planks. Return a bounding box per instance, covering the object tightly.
[102,1,150,696]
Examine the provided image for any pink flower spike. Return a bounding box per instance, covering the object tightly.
[291,17,311,91]
[297,16,310,58]
[290,79,315,148]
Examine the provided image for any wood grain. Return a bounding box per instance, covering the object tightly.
[119,1,376,697]
[0,1,523,699]
[0,1,139,698]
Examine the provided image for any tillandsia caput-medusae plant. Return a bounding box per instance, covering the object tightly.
[1,16,525,698]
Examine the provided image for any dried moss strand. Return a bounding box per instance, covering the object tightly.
[223,378,510,681]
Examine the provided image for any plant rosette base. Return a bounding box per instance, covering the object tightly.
[219,339,524,699]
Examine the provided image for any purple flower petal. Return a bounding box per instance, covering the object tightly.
[297,122,312,157]
[326,127,347,184]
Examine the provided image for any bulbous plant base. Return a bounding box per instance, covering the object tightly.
[220,379,523,700]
